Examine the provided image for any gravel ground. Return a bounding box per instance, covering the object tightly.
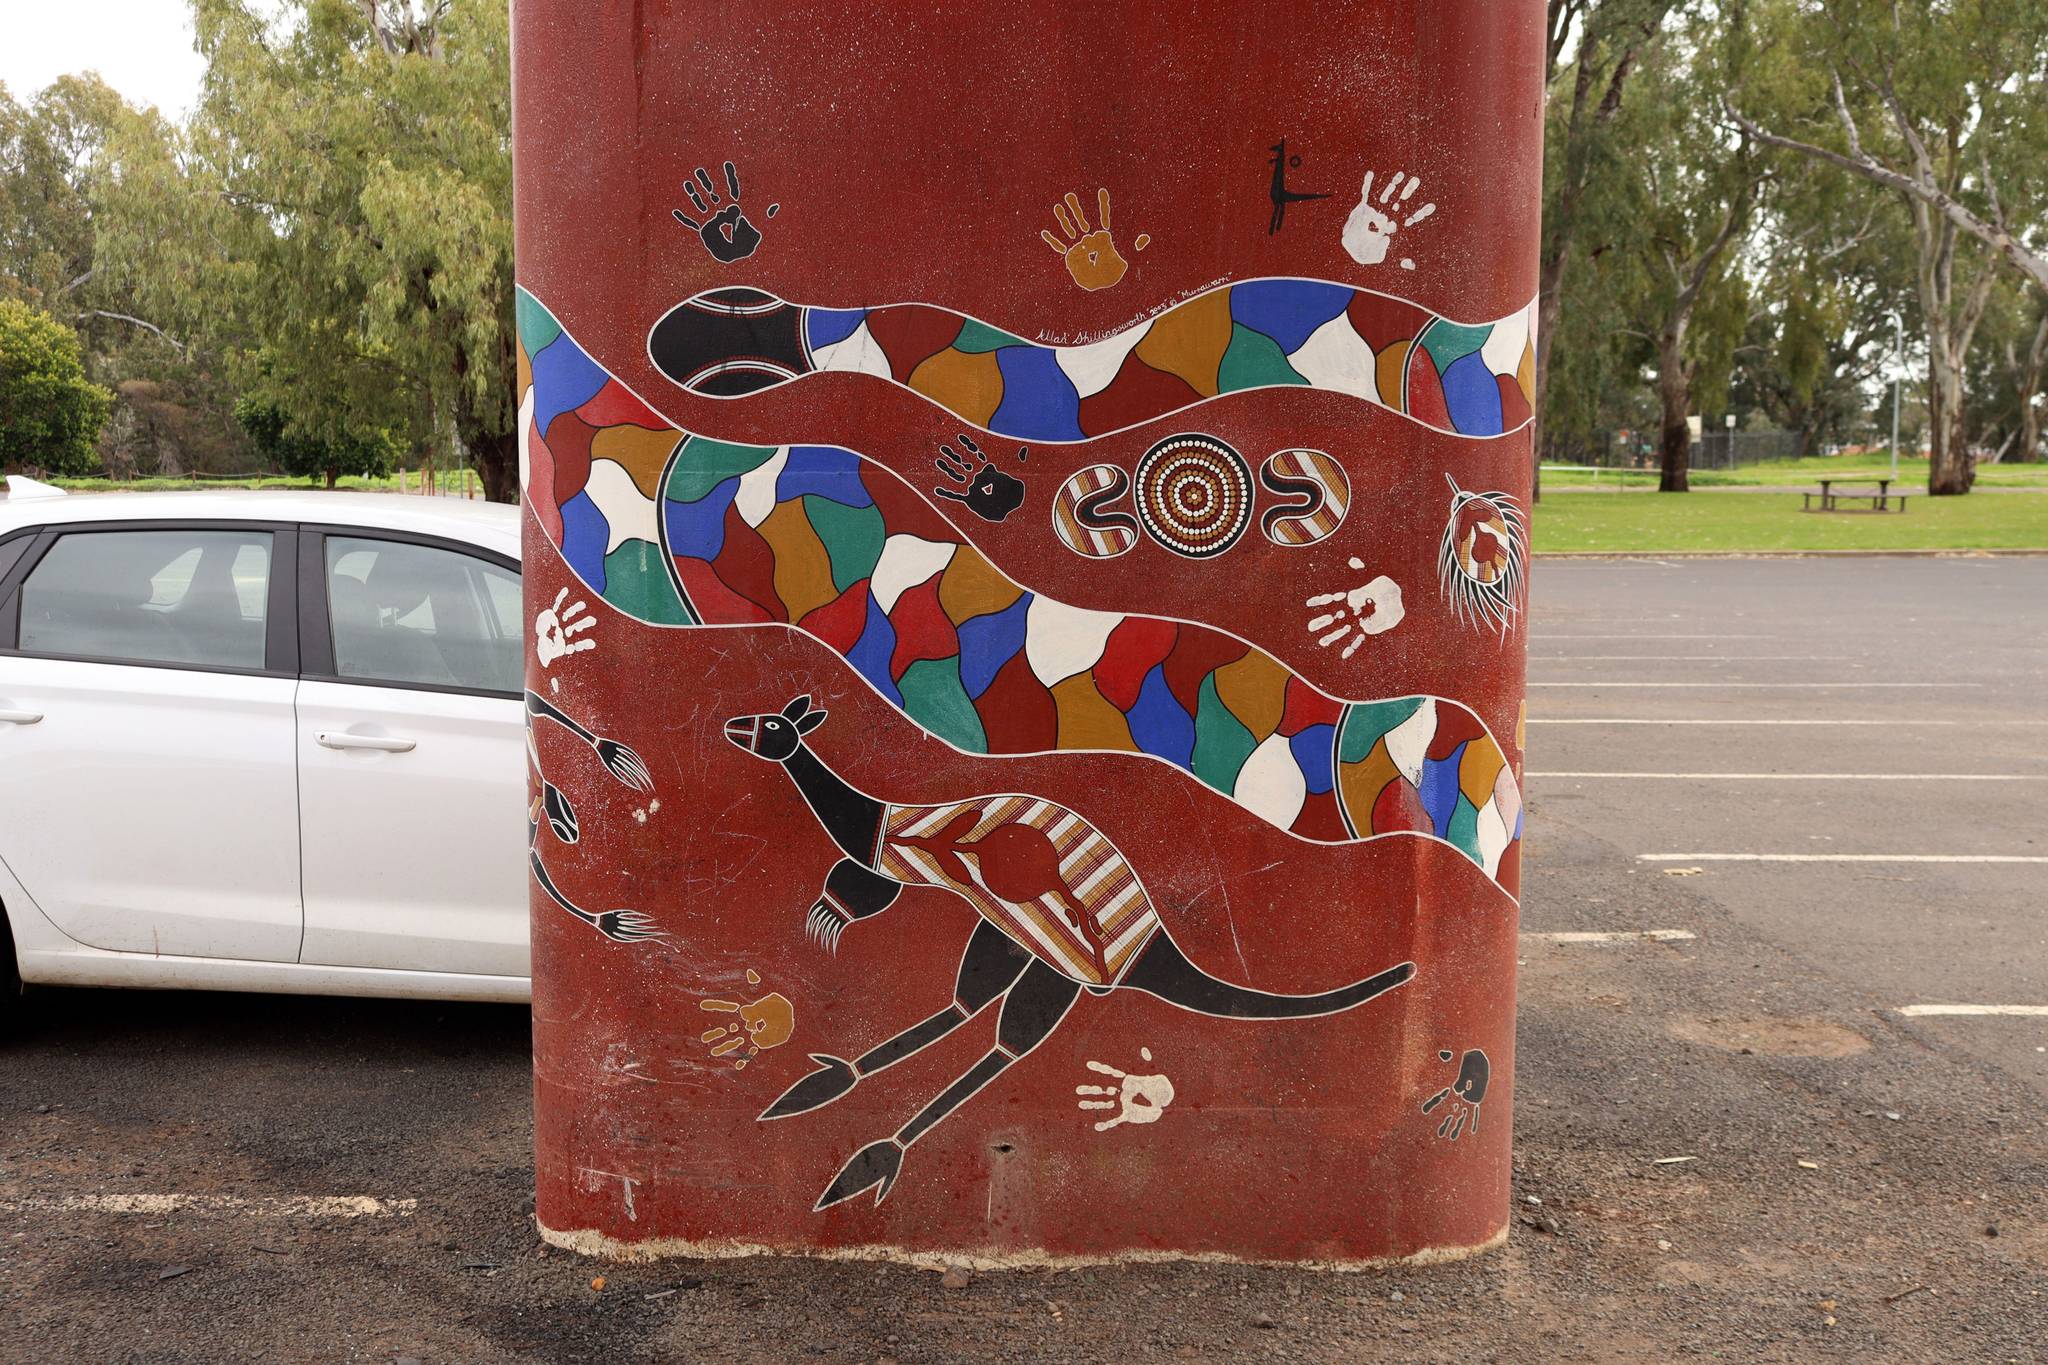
[3,867,2043,1361]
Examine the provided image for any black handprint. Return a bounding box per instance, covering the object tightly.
[673,160,776,264]
[1421,1048,1490,1141]
[932,434,1027,523]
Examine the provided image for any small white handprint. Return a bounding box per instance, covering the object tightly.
[1306,561,1405,658]
[535,586,597,668]
[1341,169,1436,269]
[1075,1047,1176,1132]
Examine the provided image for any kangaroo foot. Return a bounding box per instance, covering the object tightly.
[815,1138,905,1211]
[759,1054,858,1121]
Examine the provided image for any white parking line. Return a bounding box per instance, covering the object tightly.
[1520,929,1697,944]
[1530,681,1979,689]
[1529,719,1970,726]
[0,1194,417,1217]
[1897,1005,2048,1018]
[1534,772,2044,782]
[1638,854,2048,864]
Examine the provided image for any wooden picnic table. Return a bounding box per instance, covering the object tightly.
[1803,477,1909,513]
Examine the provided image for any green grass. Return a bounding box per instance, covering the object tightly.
[1534,489,2048,552]
[1543,455,2048,489]
[42,470,482,495]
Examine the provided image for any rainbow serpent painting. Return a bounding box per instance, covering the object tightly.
[520,290,1524,892]
[647,279,1536,442]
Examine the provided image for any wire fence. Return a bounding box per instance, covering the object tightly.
[1546,429,1805,470]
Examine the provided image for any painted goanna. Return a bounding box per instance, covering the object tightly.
[526,689,663,943]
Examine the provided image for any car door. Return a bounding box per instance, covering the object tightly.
[0,521,304,961]
[294,527,527,978]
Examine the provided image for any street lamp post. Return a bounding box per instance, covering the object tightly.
[1890,311,1903,485]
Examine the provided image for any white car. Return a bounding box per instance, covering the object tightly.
[0,478,536,1013]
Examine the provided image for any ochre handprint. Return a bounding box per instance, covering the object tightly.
[699,969,796,1071]
[1042,188,1132,291]
[673,160,777,264]
[1341,169,1436,269]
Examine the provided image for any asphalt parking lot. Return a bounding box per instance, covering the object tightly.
[3,555,2045,1363]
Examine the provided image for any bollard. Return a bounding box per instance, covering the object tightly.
[518,0,1539,1266]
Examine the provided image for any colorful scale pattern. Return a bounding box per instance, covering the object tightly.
[695,278,1535,441]
[520,289,1522,891]
[878,796,1157,988]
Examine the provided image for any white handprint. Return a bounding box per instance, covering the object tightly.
[535,587,597,668]
[1075,1048,1176,1132]
[1306,561,1405,658]
[1341,169,1436,269]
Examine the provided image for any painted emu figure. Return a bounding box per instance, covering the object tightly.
[725,695,1417,1210]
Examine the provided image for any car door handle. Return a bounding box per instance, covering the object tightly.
[317,732,417,753]
[0,709,43,725]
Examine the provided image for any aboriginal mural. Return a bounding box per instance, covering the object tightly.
[648,280,1536,441]
[521,293,1523,880]
[518,0,1541,1267]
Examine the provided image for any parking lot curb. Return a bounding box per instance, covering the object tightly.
[1534,548,2048,560]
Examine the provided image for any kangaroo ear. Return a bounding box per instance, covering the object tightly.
[794,708,827,734]
[782,694,812,720]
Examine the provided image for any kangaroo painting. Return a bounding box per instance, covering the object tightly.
[724,694,1417,1210]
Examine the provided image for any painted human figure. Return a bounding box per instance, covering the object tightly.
[725,695,1416,1209]
[1267,139,1331,234]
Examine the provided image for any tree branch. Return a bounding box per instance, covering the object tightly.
[1724,99,2048,296]
[76,310,186,352]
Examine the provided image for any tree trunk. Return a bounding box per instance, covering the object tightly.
[1656,332,1691,493]
[1532,256,1564,504]
[324,466,338,490]
[2013,314,2047,462]
[1924,336,1973,494]
[473,429,518,504]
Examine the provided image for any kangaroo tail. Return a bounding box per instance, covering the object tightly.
[1118,934,1415,1019]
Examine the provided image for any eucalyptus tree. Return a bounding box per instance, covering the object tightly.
[1536,0,1677,495]
[97,0,517,499]
[1727,0,2048,492]
[1611,9,1765,492]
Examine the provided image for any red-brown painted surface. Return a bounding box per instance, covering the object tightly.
[517,0,1542,1263]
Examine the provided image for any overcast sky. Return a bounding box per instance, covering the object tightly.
[1,2,205,116]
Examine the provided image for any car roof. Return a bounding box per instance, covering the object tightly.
[0,488,521,560]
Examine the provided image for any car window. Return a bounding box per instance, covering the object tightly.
[325,536,521,694]
[16,528,272,669]
[0,533,30,586]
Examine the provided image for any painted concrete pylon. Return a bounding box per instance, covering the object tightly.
[517,0,1540,1266]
